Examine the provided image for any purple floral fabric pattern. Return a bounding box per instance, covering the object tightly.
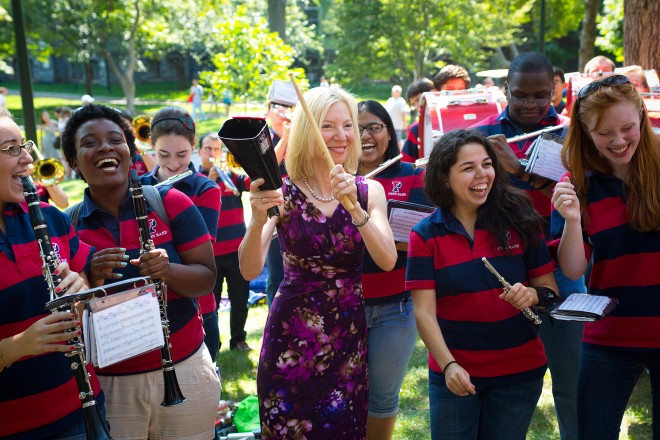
[257,177,369,440]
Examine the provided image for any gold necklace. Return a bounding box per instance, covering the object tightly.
[303,179,335,203]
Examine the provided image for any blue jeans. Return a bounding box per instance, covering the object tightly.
[366,297,417,418]
[537,267,586,440]
[265,237,283,308]
[202,310,220,362]
[578,344,660,439]
[429,370,543,440]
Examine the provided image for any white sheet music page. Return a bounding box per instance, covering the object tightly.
[94,293,164,368]
[555,293,612,315]
[525,134,567,182]
[389,207,433,242]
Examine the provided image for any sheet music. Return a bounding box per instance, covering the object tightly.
[389,206,434,242]
[93,293,164,368]
[525,134,567,182]
[554,293,612,314]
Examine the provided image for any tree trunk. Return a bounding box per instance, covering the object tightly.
[579,0,600,72]
[267,0,286,41]
[624,0,660,73]
[84,61,94,95]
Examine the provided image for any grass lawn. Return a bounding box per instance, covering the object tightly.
[219,303,653,439]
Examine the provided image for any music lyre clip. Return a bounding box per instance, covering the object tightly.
[481,257,542,325]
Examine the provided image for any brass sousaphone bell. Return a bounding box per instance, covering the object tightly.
[133,115,152,143]
[218,117,281,218]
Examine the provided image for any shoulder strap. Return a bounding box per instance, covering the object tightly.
[65,202,83,228]
[143,185,170,228]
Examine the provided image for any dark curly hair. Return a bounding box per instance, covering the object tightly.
[60,104,136,177]
[424,129,542,251]
[357,100,401,172]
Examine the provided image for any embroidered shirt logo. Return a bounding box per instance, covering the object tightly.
[392,181,403,193]
[149,218,168,239]
[52,243,64,262]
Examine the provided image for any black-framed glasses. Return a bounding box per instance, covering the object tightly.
[359,123,386,135]
[151,114,196,132]
[0,140,35,156]
[577,74,631,101]
[506,91,552,107]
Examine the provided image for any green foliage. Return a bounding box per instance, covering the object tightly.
[596,0,624,62]
[199,5,308,103]
[0,3,13,74]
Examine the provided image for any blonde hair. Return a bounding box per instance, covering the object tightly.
[285,86,360,180]
[562,81,660,232]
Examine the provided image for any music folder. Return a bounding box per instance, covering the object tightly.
[550,293,619,322]
[522,133,567,182]
[387,200,435,243]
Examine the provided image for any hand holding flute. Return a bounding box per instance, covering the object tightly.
[482,257,542,324]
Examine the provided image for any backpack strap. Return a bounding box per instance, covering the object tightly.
[64,186,170,229]
[143,185,171,228]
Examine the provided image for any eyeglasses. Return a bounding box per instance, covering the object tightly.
[359,123,386,135]
[0,140,35,156]
[506,91,552,107]
[577,74,631,101]
[151,114,196,132]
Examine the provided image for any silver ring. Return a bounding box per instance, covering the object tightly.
[345,179,350,187]
[262,197,268,204]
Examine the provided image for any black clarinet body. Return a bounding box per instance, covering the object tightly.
[21,176,112,440]
[128,170,186,407]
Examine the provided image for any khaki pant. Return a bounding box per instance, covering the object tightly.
[98,345,220,440]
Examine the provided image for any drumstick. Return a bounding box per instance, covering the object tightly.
[288,73,354,210]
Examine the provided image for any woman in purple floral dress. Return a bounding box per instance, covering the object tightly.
[239,86,397,440]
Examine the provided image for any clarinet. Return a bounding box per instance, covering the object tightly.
[128,170,187,406]
[21,176,112,440]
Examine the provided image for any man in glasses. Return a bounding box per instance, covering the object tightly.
[472,51,585,440]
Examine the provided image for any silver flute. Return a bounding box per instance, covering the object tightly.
[154,170,193,187]
[481,257,542,325]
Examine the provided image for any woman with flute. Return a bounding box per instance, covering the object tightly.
[406,129,558,440]
[552,75,660,439]
[60,104,220,440]
[0,107,103,439]
[239,86,397,439]
[356,100,429,440]
[139,107,224,361]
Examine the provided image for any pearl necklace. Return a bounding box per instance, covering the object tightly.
[303,179,335,203]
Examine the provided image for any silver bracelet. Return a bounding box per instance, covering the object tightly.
[351,209,370,227]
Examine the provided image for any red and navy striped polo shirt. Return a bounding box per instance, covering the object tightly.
[471,107,569,236]
[199,166,250,256]
[141,162,221,316]
[0,202,98,439]
[401,122,421,163]
[406,208,552,387]
[362,162,430,304]
[579,171,660,349]
[74,186,212,375]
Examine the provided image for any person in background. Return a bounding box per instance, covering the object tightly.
[57,106,73,179]
[620,65,651,94]
[584,55,616,75]
[0,87,7,108]
[39,110,59,159]
[239,86,397,439]
[483,77,495,88]
[407,129,558,440]
[472,52,585,440]
[264,101,292,307]
[385,85,408,142]
[81,94,95,106]
[61,104,219,440]
[432,64,471,92]
[140,107,223,363]
[0,107,104,439]
[553,66,567,114]
[117,108,156,176]
[198,132,253,352]
[552,74,660,439]
[190,78,206,122]
[357,100,429,440]
[401,78,435,163]
[320,76,329,87]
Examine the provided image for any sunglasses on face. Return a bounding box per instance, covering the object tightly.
[359,123,386,135]
[151,114,196,132]
[577,75,632,101]
[0,140,35,156]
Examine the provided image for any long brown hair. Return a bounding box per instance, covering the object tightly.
[562,82,660,232]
